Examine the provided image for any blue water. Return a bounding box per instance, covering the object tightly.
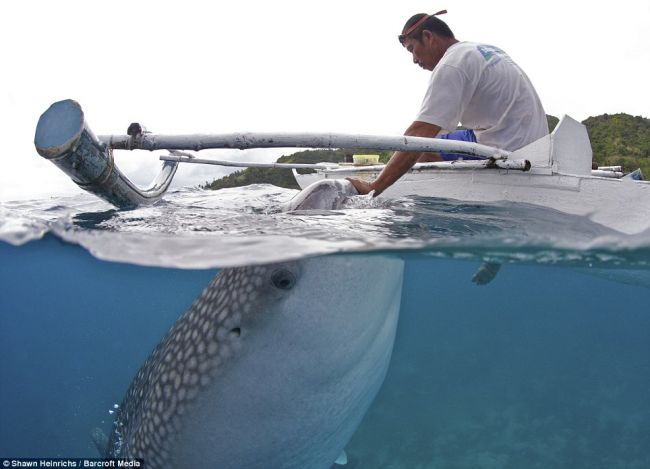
[1,187,649,468]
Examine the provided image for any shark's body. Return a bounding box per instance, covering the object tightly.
[107,180,404,468]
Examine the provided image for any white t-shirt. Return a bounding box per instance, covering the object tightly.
[416,42,548,151]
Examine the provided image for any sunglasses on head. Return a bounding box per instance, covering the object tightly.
[397,10,447,45]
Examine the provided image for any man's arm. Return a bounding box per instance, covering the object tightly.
[347,121,441,196]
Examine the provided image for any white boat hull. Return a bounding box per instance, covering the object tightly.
[294,168,650,235]
[294,116,650,235]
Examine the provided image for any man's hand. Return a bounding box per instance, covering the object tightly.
[345,121,441,197]
[346,178,379,196]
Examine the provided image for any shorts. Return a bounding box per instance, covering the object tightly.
[437,129,482,161]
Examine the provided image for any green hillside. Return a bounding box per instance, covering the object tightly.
[204,148,392,190]
[203,113,649,190]
[583,113,650,176]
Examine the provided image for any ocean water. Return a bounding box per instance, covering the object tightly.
[1,186,649,468]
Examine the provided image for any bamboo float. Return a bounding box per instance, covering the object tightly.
[34,100,178,209]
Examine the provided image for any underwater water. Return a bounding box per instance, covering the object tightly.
[1,186,649,468]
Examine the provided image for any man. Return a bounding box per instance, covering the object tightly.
[348,11,548,196]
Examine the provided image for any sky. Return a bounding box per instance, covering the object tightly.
[1,0,648,201]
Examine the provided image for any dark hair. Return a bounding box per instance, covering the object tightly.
[399,13,455,45]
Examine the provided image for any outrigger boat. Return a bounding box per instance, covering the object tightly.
[35,99,649,235]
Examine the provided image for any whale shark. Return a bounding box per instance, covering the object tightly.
[104,180,404,468]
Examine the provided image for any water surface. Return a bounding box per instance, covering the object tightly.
[1,186,648,468]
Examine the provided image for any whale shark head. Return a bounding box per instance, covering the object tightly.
[108,254,404,468]
[283,179,359,211]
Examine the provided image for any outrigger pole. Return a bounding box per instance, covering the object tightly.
[159,152,530,172]
[100,130,511,159]
[34,99,519,209]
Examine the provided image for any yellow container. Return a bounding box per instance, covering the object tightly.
[353,154,380,165]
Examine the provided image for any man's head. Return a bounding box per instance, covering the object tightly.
[399,11,456,71]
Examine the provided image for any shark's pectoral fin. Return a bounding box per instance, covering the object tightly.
[472,261,501,285]
[333,449,348,466]
[91,427,109,457]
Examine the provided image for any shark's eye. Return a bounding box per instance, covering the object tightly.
[271,269,296,290]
